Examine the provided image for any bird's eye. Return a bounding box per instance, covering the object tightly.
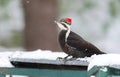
[61,23,67,28]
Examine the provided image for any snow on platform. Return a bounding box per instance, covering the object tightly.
[2,49,120,70]
[10,49,89,67]
[0,49,89,68]
[88,54,120,71]
[0,52,14,67]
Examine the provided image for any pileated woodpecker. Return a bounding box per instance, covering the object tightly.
[55,18,105,59]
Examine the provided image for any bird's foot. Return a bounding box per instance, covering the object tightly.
[56,55,71,62]
[56,57,64,60]
[63,56,77,63]
[56,55,77,63]
[56,55,70,61]
[56,57,69,63]
[69,57,77,61]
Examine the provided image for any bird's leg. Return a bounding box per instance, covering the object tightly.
[63,55,78,63]
[68,57,77,61]
[64,55,70,59]
[56,55,70,60]
[56,57,63,60]
[56,55,77,63]
[57,55,70,63]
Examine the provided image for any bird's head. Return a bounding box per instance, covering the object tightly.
[55,18,72,30]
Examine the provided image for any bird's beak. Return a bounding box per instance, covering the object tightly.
[54,20,67,30]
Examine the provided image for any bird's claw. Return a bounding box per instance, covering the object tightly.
[56,57,64,60]
[56,56,77,64]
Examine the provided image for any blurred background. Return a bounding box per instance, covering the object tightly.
[0,0,120,53]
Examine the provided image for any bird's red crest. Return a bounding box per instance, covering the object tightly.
[66,18,72,25]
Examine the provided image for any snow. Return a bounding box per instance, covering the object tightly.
[1,49,120,71]
[0,52,14,67]
[0,49,89,67]
[88,54,120,71]
[11,49,67,60]
[0,49,68,67]
[10,49,89,66]
[0,49,64,67]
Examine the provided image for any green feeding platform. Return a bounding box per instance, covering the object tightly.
[0,50,120,77]
[88,65,120,77]
[0,57,88,77]
[88,54,120,77]
[0,50,89,77]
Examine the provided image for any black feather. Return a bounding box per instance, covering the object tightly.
[59,30,105,58]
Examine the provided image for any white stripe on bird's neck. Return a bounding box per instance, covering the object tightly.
[62,22,71,42]
[65,28,70,42]
[54,21,71,42]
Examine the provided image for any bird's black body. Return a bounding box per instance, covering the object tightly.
[59,30,105,58]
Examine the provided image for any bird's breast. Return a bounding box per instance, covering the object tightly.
[59,30,69,53]
[59,30,83,57]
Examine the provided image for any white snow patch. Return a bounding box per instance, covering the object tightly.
[0,49,67,67]
[0,52,14,67]
[11,49,67,60]
[0,49,89,67]
[88,54,120,71]
[10,49,89,66]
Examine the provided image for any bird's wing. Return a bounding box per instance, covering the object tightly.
[67,31,103,54]
[67,31,86,50]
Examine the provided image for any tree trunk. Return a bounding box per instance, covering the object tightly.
[22,0,61,51]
